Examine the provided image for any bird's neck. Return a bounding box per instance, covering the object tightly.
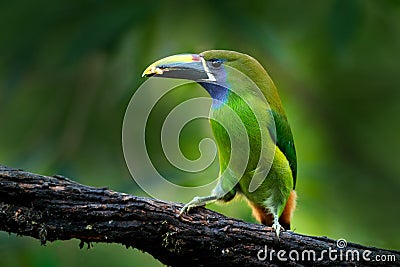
[198,82,229,108]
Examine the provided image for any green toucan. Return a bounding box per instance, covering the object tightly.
[142,50,297,237]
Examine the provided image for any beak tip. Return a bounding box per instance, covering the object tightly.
[142,66,164,78]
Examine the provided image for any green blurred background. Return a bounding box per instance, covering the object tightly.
[1,0,399,266]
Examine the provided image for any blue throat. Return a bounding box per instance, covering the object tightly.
[198,82,229,108]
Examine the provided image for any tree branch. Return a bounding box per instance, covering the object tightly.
[0,165,398,266]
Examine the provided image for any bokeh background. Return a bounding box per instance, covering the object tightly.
[1,0,399,266]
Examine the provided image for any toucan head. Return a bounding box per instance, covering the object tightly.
[142,50,275,105]
[143,50,265,81]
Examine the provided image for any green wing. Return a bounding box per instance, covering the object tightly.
[269,110,297,189]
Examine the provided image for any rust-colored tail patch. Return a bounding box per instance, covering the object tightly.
[248,190,297,230]
[279,190,297,230]
[248,201,273,226]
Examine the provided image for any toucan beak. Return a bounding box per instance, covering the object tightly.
[142,54,213,81]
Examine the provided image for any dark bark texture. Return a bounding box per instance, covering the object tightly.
[0,165,398,266]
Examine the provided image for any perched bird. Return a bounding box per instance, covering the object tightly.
[142,50,297,237]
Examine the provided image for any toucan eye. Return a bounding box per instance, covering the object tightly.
[210,58,223,68]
